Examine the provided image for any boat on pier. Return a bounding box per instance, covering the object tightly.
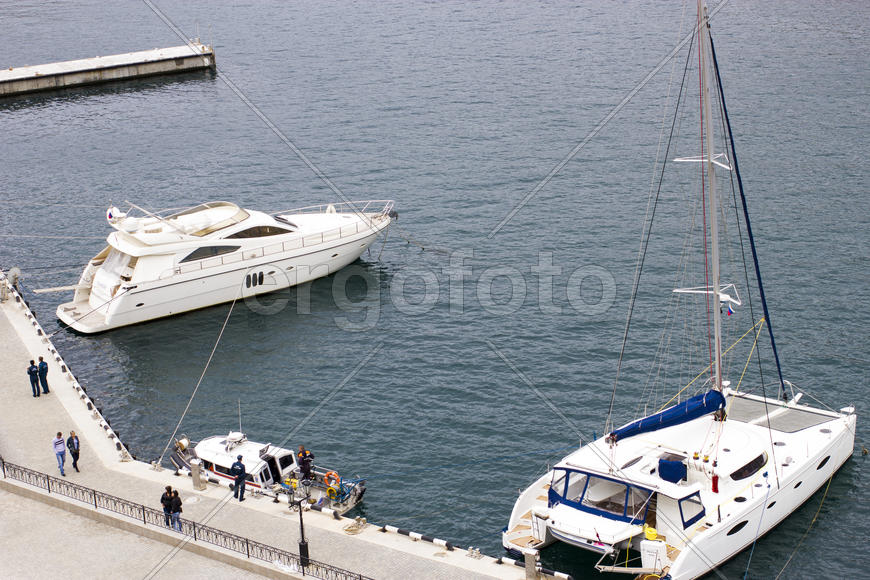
[57,199,395,333]
[171,432,366,515]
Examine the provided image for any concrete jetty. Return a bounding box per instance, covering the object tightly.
[0,272,569,580]
[0,43,215,97]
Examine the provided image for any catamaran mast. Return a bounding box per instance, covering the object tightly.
[699,3,724,391]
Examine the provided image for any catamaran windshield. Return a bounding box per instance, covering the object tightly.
[550,468,653,523]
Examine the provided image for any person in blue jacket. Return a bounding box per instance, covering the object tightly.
[37,356,50,394]
[229,455,246,501]
[27,360,40,397]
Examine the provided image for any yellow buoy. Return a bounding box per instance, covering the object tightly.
[644,525,658,541]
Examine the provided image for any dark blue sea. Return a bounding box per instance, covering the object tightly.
[1,1,867,577]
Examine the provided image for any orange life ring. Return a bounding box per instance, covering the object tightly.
[324,471,340,487]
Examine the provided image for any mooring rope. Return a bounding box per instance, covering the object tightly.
[774,476,834,579]
[157,288,242,464]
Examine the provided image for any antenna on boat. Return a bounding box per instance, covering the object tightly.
[238,399,242,433]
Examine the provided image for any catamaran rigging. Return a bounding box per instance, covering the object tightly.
[503,4,856,578]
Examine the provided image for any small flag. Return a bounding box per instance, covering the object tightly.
[727,305,734,316]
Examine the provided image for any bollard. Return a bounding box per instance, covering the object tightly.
[523,549,539,580]
[190,458,207,491]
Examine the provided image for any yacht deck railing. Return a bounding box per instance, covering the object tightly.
[159,202,393,279]
[271,199,394,218]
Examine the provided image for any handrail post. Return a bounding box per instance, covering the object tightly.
[192,521,197,541]
[246,538,250,558]
[142,505,146,524]
[93,489,98,509]
[46,474,51,494]
[1,457,5,478]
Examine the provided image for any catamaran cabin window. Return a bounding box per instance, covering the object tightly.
[550,470,567,499]
[180,245,241,263]
[550,469,652,523]
[678,492,705,528]
[565,472,588,503]
[226,225,292,238]
[730,452,768,481]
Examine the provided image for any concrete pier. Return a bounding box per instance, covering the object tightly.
[0,272,568,580]
[0,43,215,97]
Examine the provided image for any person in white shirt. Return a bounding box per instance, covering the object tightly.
[52,432,66,476]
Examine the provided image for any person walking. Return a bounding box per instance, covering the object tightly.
[170,490,183,532]
[52,432,66,476]
[66,431,81,472]
[160,486,174,527]
[37,356,50,394]
[297,445,315,480]
[229,455,246,501]
[27,360,40,397]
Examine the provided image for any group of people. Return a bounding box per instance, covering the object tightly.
[159,486,183,531]
[26,357,50,397]
[51,431,81,476]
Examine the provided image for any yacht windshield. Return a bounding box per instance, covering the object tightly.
[166,202,250,237]
[550,469,652,523]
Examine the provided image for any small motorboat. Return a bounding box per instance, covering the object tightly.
[170,431,366,514]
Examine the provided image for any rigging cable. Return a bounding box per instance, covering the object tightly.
[606,26,696,434]
[742,472,772,579]
[157,288,242,465]
[709,34,788,401]
[709,32,784,490]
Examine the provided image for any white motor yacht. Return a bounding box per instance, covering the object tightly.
[57,200,395,333]
[503,4,856,578]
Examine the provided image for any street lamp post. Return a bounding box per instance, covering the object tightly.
[295,500,310,573]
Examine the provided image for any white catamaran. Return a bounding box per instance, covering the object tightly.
[57,200,395,333]
[503,4,856,579]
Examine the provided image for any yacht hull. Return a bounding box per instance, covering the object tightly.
[57,227,383,333]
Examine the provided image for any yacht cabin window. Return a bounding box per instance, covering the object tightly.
[180,245,241,263]
[226,225,292,238]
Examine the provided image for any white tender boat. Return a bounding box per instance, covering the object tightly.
[503,4,856,579]
[170,432,366,514]
[57,200,395,333]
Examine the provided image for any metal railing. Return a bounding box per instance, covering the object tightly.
[0,457,372,580]
[157,200,394,280]
[271,200,394,218]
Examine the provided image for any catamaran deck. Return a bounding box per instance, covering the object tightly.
[727,394,836,432]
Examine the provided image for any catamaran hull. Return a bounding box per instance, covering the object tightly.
[667,419,854,579]
[503,411,855,579]
[57,229,383,333]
